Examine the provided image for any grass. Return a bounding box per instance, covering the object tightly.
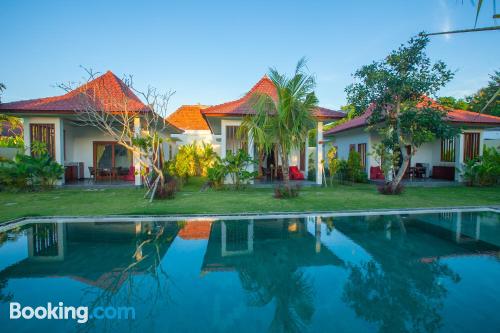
[0,177,499,222]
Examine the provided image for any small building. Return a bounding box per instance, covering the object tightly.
[166,104,220,156]
[324,104,500,182]
[200,76,345,184]
[0,71,182,185]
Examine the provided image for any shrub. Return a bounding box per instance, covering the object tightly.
[206,149,257,190]
[377,183,405,195]
[0,153,64,191]
[169,142,217,182]
[155,178,178,200]
[462,146,500,186]
[274,184,301,198]
[347,150,365,182]
[206,158,226,189]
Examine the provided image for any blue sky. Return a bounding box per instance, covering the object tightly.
[0,0,498,114]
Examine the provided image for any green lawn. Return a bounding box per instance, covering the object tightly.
[0,178,499,222]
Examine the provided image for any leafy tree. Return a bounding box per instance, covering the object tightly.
[346,34,459,193]
[436,96,470,110]
[466,70,500,116]
[0,82,5,102]
[241,58,317,194]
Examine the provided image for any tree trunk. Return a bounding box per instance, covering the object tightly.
[280,147,291,194]
[389,100,409,193]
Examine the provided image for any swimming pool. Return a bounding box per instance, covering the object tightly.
[0,209,499,332]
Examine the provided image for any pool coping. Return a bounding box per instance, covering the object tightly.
[1,205,500,232]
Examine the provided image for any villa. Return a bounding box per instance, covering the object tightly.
[0,71,181,185]
[324,104,500,182]
[198,76,345,184]
[166,104,220,154]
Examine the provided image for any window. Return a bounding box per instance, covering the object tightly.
[93,142,132,179]
[357,143,367,168]
[440,138,455,162]
[463,133,480,161]
[226,125,247,155]
[30,124,55,158]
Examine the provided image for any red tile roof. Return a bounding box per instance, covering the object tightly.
[0,71,150,114]
[201,76,344,120]
[325,100,500,136]
[166,104,210,131]
[178,221,213,240]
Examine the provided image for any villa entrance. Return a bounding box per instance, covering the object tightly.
[92,141,133,181]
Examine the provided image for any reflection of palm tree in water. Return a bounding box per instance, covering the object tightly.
[237,243,315,333]
[340,216,461,333]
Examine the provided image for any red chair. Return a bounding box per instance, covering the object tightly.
[124,166,135,181]
[289,166,305,180]
[370,166,385,180]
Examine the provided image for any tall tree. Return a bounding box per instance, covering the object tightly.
[436,96,470,110]
[240,58,317,193]
[467,70,500,116]
[346,34,459,193]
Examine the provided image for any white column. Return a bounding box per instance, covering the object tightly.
[133,117,142,186]
[455,133,464,182]
[22,118,31,155]
[316,121,324,185]
[304,133,309,175]
[247,130,255,184]
[315,216,322,253]
[54,118,65,185]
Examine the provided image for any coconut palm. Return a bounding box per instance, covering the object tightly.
[241,58,318,192]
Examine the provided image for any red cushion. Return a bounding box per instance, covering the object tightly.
[289,166,305,180]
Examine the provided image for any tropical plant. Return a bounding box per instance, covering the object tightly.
[206,149,256,190]
[346,33,459,193]
[206,157,226,189]
[240,58,317,195]
[198,142,217,176]
[222,149,257,189]
[436,96,470,111]
[466,70,500,116]
[0,152,64,190]
[168,142,217,183]
[347,150,367,183]
[326,146,340,185]
[461,146,500,186]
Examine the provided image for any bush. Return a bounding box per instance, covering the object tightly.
[377,183,405,195]
[274,184,301,198]
[347,150,365,182]
[155,178,178,200]
[462,146,500,186]
[0,153,64,191]
[169,142,217,183]
[206,149,256,190]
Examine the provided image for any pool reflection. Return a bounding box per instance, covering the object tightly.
[0,211,499,333]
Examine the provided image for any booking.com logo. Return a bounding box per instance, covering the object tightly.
[9,302,135,324]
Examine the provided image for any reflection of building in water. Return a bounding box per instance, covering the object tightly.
[333,211,500,264]
[178,220,214,240]
[0,221,180,291]
[201,218,344,274]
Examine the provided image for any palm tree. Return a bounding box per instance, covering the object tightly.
[241,58,318,191]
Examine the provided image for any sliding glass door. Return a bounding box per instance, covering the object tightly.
[93,142,132,180]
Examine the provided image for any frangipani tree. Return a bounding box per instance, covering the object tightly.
[346,34,460,193]
[240,58,317,192]
[58,68,175,201]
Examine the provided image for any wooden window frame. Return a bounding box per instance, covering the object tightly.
[357,143,367,169]
[463,132,480,162]
[440,137,455,162]
[30,123,56,158]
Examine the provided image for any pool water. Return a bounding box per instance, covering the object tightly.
[0,210,499,332]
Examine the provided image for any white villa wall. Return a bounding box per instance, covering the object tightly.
[328,127,487,181]
[63,122,117,178]
[327,127,371,174]
[172,130,221,156]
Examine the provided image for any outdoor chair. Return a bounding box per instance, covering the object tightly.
[289,166,305,180]
[88,166,95,183]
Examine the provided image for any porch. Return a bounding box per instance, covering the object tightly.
[21,116,150,186]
